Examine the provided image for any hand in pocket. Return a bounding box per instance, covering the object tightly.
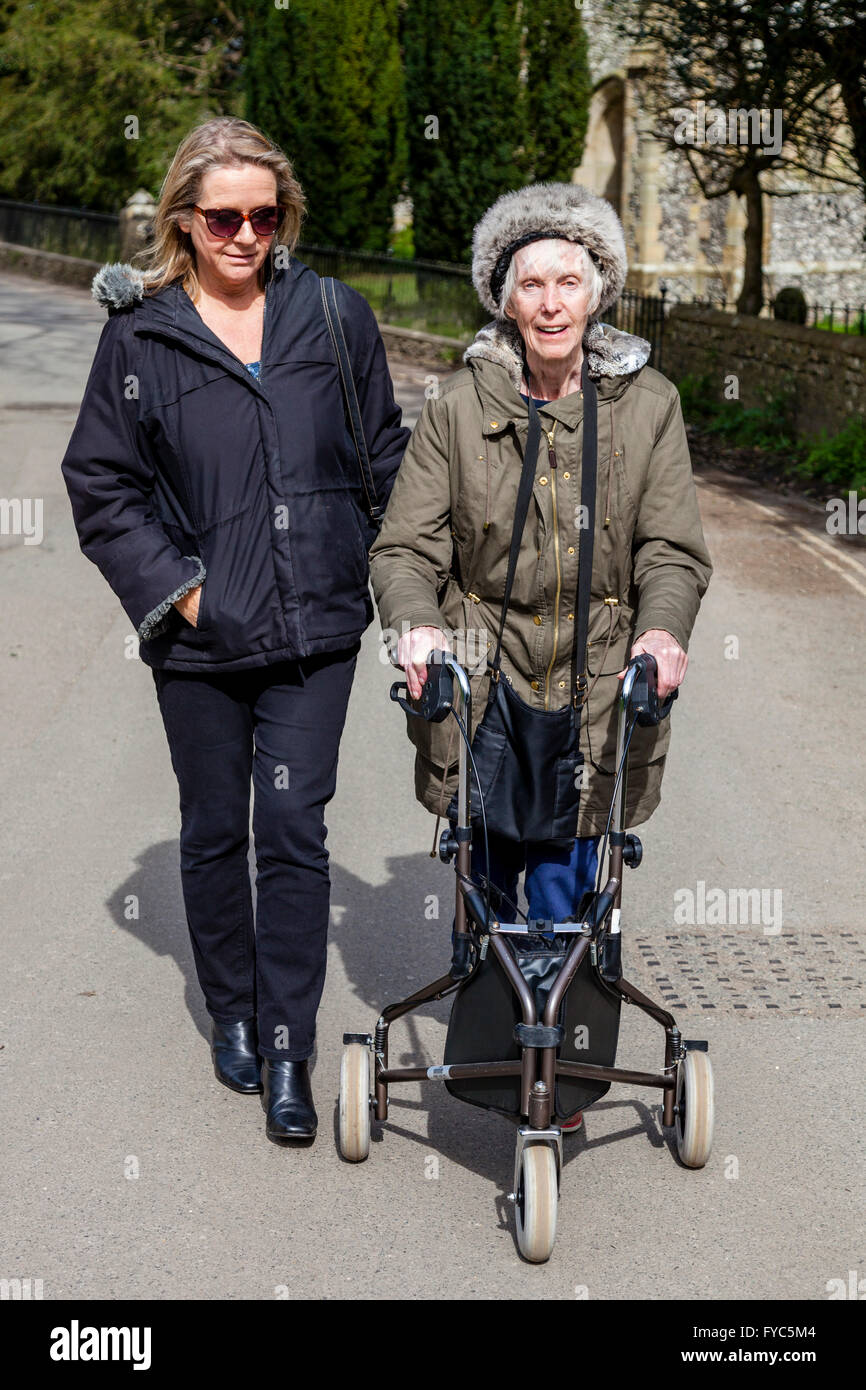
[173,583,203,627]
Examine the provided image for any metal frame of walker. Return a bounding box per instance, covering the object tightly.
[341,652,713,1235]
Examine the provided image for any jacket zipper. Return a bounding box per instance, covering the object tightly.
[543,420,561,710]
[259,278,271,385]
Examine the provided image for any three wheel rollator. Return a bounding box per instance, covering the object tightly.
[339,651,715,1262]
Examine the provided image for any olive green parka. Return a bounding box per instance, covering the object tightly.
[368,317,712,835]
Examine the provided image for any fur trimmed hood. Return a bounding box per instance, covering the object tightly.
[91,261,146,310]
[464,316,650,387]
[471,181,628,316]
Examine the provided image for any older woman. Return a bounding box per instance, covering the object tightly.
[61,118,409,1144]
[370,184,712,1130]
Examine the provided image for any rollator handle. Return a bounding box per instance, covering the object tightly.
[389,651,455,723]
[626,653,678,725]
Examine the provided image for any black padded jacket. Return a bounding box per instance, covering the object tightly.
[60,255,409,671]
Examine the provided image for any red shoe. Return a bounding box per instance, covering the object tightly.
[560,1111,583,1132]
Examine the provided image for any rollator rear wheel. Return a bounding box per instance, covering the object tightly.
[339,1043,371,1162]
[515,1143,558,1263]
[675,1050,715,1168]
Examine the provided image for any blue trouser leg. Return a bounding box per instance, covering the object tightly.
[470,830,525,916]
[524,836,601,921]
[466,831,601,922]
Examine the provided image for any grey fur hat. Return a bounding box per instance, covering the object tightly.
[471,181,628,317]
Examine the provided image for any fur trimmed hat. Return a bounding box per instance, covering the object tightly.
[471,181,628,318]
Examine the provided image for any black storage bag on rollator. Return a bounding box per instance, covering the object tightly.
[444,928,621,1119]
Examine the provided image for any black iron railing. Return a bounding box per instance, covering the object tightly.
[3,197,859,345]
[685,292,866,335]
[606,287,668,370]
[0,197,120,262]
[295,242,488,339]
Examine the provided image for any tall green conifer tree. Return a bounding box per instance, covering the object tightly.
[243,0,407,251]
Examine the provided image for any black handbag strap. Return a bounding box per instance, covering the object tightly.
[573,363,598,710]
[490,358,598,724]
[489,400,542,676]
[320,275,383,525]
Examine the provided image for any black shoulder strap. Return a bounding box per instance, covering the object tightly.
[491,359,598,729]
[490,400,542,678]
[573,364,598,716]
[320,276,382,525]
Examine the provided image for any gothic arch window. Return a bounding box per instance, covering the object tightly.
[575,76,624,215]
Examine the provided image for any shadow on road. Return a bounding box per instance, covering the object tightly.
[108,841,453,1039]
[108,839,212,1040]
[329,850,455,1017]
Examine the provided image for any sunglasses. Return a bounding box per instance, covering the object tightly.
[193,204,282,238]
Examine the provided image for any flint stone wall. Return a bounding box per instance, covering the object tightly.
[664,304,866,438]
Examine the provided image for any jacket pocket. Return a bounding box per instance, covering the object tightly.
[585,678,672,779]
[613,442,638,525]
[585,610,630,676]
[164,380,266,531]
[456,593,493,672]
[186,508,285,658]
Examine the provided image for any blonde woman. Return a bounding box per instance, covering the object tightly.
[61,118,409,1144]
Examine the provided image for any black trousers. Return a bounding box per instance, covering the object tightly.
[151,644,359,1060]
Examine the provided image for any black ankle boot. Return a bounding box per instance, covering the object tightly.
[261,1058,317,1142]
[211,1019,262,1094]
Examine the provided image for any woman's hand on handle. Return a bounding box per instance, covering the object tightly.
[395,625,451,701]
[616,628,687,700]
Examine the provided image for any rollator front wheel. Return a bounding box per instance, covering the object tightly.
[339,1043,371,1162]
[674,1049,715,1169]
[515,1143,559,1263]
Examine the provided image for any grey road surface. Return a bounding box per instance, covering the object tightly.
[1,271,864,1300]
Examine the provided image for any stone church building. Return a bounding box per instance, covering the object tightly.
[573,6,865,310]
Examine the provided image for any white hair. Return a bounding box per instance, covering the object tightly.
[500,238,604,319]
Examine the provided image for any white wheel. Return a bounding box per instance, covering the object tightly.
[339,1043,371,1162]
[675,1049,715,1168]
[515,1144,559,1263]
